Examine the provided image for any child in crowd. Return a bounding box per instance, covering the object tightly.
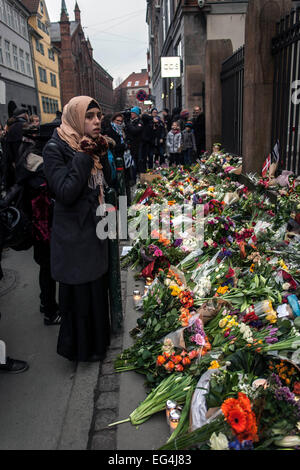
[166,122,182,166]
[181,121,197,166]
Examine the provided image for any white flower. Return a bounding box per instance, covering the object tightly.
[210,432,229,451]
[275,436,300,447]
[282,283,291,291]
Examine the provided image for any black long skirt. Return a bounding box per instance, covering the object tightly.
[57,273,111,362]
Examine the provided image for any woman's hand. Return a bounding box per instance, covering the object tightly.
[79,136,98,155]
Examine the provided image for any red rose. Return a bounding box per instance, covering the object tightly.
[293,382,300,396]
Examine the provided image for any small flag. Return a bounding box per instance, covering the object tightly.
[262,154,271,177]
[271,140,280,164]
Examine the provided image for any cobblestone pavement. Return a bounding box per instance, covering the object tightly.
[87,243,127,450]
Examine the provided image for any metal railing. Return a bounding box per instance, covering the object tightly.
[272,6,300,174]
[220,45,244,157]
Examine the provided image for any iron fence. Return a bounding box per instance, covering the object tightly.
[220,46,244,156]
[272,6,300,174]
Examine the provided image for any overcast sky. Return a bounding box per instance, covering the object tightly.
[47,0,148,87]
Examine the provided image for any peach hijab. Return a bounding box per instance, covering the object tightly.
[57,96,102,151]
[57,96,106,204]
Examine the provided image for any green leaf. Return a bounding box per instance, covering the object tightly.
[154,323,161,332]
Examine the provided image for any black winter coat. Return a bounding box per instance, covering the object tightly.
[43,130,111,285]
[125,117,143,156]
[104,125,126,159]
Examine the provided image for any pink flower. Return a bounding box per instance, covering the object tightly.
[153,249,163,257]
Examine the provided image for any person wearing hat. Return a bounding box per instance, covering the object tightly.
[124,106,143,176]
[2,107,29,189]
[178,109,190,131]
[181,121,197,166]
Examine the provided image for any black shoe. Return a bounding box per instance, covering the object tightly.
[0,357,29,374]
[40,303,59,315]
[44,313,61,326]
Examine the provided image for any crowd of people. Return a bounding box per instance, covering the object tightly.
[0,98,205,373]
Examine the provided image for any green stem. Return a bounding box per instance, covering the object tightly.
[108,418,130,427]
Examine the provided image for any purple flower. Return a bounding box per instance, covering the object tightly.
[266,337,278,344]
[173,239,183,248]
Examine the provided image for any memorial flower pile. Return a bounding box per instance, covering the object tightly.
[115,157,300,450]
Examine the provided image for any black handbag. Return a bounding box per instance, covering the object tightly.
[0,184,33,251]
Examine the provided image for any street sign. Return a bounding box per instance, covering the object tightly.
[161,57,181,78]
[136,89,148,102]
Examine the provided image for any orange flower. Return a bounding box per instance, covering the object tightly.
[188,350,199,360]
[163,352,171,360]
[164,361,175,371]
[221,393,258,442]
[227,405,247,434]
[172,355,183,365]
[175,364,184,372]
[182,357,191,366]
[181,350,188,357]
[156,355,166,366]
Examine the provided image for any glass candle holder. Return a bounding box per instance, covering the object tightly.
[133,290,142,309]
[169,409,181,432]
[166,400,177,420]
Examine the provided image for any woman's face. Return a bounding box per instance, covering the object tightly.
[113,116,123,126]
[84,107,102,139]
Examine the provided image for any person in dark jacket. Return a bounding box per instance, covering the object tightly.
[192,105,206,159]
[124,106,143,176]
[3,108,29,190]
[162,108,172,132]
[16,123,60,326]
[43,96,112,363]
[152,116,166,167]
[105,113,132,203]
[139,113,154,173]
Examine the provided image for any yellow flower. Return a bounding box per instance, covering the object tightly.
[217,286,229,295]
[249,264,255,273]
[279,259,289,271]
[208,361,220,370]
[219,318,228,329]
[208,187,215,192]
[169,285,181,296]
[148,214,153,220]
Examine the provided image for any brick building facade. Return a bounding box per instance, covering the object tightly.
[50,1,114,114]
[114,69,150,113]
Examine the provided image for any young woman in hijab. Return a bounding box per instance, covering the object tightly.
[43,96,112,362]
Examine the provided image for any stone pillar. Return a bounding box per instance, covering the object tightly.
[205,39,233,153]
[242,0,292,174]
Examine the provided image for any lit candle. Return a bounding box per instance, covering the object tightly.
[166,400,177,420]
[169,409,181,432]
[133,290,142,308]
[146,277,153,286]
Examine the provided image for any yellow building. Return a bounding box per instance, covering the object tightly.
[23,0,61,124]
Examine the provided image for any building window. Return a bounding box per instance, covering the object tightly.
[20,16,27,39]
[127,81,132,87]
[4,40,11,67]
[13,9,20,34]
[50,72,57,87]
[19,48,25,73]
[40,1,44,14]
[38,66,47,83]
[134,81,139,87]
[0,0,4,22]
[48,48,55,61]
[13,44,19,70]
[6,3,13,28]
[0,37,3,65]
[36,39,44,55]
[25,52,32,76]
[42,96,58,114]
[175,39,182,58]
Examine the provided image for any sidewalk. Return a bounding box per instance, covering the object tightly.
[0,244,170,450]
[89,265,170,451]
[0,248,99,450]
